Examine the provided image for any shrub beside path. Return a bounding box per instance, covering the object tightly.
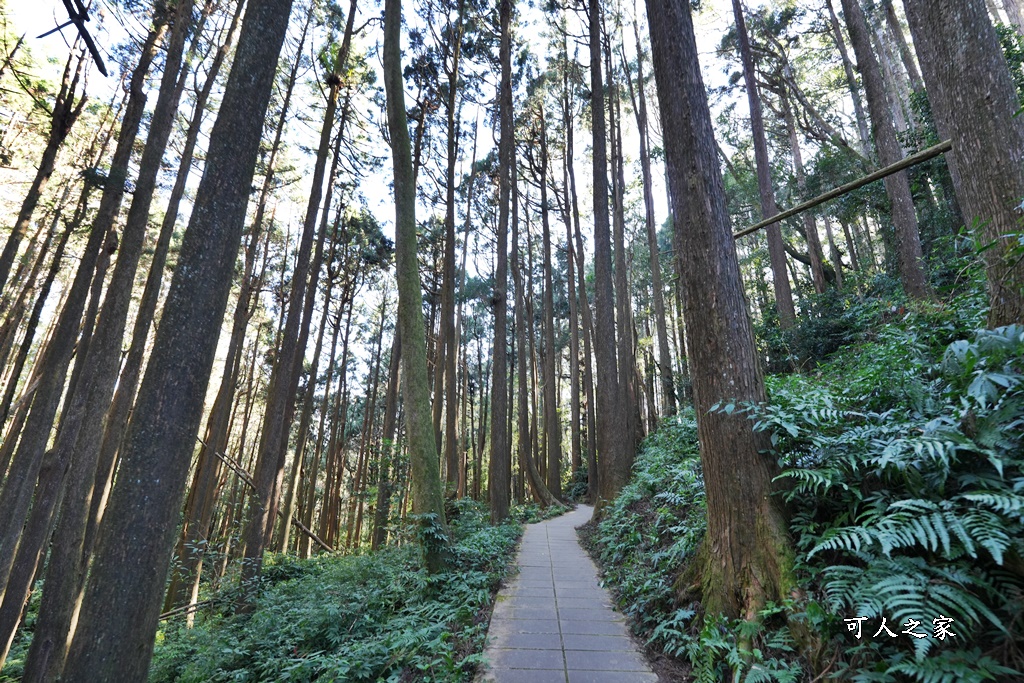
[479,505,659,683]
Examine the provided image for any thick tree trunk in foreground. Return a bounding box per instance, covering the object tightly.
[61,0,295,678]
[903,0,1024,325]
[840,0,931,300]
[21,3,196,677]
[383,0,449,569]
[645,0,795,620]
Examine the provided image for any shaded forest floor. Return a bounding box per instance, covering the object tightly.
[584,278,1024,682]
[2,502,569,682]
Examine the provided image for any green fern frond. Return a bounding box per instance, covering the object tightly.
[959,492,1024,521]
[887,647,1021,682]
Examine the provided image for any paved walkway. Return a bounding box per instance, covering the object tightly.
[480,505,658,683]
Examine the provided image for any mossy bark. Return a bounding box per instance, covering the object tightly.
[383,0,450,572]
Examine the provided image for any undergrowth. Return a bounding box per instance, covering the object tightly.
[146,498,520,683]
[589,288,1024,682]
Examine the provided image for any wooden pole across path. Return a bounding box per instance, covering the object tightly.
[733,139,953,239]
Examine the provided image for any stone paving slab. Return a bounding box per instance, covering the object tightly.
[479,505,659,683]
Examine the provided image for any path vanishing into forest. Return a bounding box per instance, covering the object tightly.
[480,506,658,683]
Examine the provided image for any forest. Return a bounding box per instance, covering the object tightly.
[0,0,1022,680]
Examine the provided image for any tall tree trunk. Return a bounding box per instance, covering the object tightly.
[0,183,76,426]
[489,0,514,524]
[434,0,465,489]
[0,52,87,297]
[731,0,797,328]
[1003,0,1024,30]
[61,0,295,677]
[515,149,560,508]
[279,230,340,553]
[20,3,198,676]
[371,329,401,551]
[0,16,166,601]
[561,163,583,476]
[240,16,354,587]
[625,24,675,416]
[903,0,1024,324]
[587,0,629,514]
[645,0,795,620]
[348,294,386,548]
[89,0,247,566]
[825,0,874,156]
[561,44,598,496]
[880,0,923,92]
[383,0,449,569]
[782,91,828,293]
[537,110,563,500]
[840,0,931,299]
[607,28,640,463]
[823,217,845,290]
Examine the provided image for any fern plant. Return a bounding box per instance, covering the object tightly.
[757,325,1024,679]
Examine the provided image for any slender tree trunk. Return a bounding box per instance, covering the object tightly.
[348,295,386,547]
[371,328,401,551]
[823,217,845,290]
[1004,0,1024,30]
[0,52,87,297]
[825,0,874,156]
[588,0,629,514]
[0,183,76,426]
[559,110,583,476]
[433,0,465,489]
[732,0,797,328]
[383,0,449,569]
[607,31,640,463]
[240,35,350,589]
[561,46,597,495]
[537,111,563,500]
[880,0,923,91]
[515,151,560,508]
[279,231,340,553]
[625,24,675,416]
[840,0,931,299]
[782,92,828,293]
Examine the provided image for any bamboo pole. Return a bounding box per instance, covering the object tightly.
[734,139,952,239]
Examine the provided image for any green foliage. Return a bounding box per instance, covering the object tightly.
[589,412,705,645]
[508,502,566,524]
[563,464,589,502]
[760,322,1024,678]
[591,286,1024,681]
[997,23,1024,105]
[148,500,519,683]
